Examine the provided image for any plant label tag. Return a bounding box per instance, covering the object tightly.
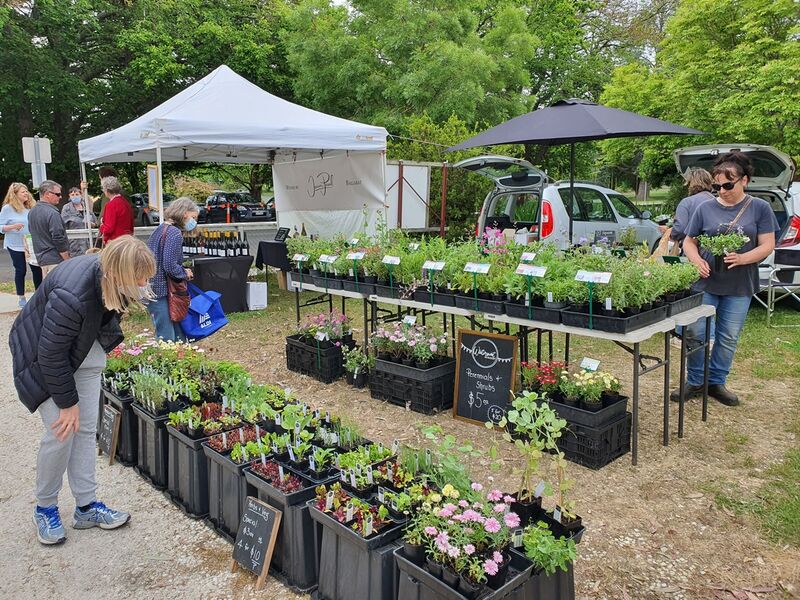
[315,331,329,341]
[222,432,228,447]
[534,481,546,498]
[422,260,445,271]
[222,396,228,410]
[346,251,365,260]
[230,398,236,413]
[408,243,420,251]
[425,448,432,464]
[339,470,346,482]
[605,297,612,311]
[391,498,398,512]
[287,446,296,461]
[464,262,491,274]
[355,463,362,475]
[325,411,331,424]
[295,422,302,435]
[377,486,385,503]
[255,424,261,439]
[238,428,245,443]
[382,255,401,265]
[350,238,360,246]
[520,252,537,262]
[292,253,309,262]
[513,528,524,548]
[278,465,285,480]
[284,387,292,399]
[260,453,267,466]
[319,254,338,264]
[326,490,334,510]
[575,270,612,284]
[392,440,400,453]
[402,315,417,325]
[365,516,373,536]
[349,469,357,487]
[275,414,282,426]
[367,469,374,484]
[580,357,600,372]
[515,264,547,277]
[547,292,554,303]
[272,442,279,454]
[345,503,354,522]
[309,456,316,471]
[553,507,563,524]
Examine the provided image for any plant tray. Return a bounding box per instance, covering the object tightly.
[374,283,404,300]
[666,291,704,317]
[561,304,668,334]
[413,289,457,307]
[341,279,375,295]
[544,395,628,429]
[103,389,138,466]
[131,403,170,489]
[557,412,631,470]
[504,300,563,324]
[311,274,343,290]
[166,425,210,518]
[203,444,250,540]
[503,554,577,600]
[395,545,534,600]
[454,295,506,315]
[286,334,347,384]
[370,359,456,415]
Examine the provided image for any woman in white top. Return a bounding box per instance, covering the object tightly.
[1,183,43,307]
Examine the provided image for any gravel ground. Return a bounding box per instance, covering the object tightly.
[0,312,304,600]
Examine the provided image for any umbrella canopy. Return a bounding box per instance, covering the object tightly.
[447,98,703,151]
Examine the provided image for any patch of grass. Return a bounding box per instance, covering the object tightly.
[722,429,749,454]
[735,305,800,381]
[0,281,34,295]
[758,449,800,546]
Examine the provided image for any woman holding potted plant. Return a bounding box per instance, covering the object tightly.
[675,152,779,406]
[10,236,157,545]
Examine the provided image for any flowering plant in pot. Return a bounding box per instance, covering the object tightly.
[558,370,620,412]
[341,345,373,387]
[295,311,352,346]
[520,361,567,398]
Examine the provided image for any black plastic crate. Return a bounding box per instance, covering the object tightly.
[103,389,138,466]
[370,359,456,414]
[131,403,170,489]
[341,279,375,295]
[667,292,704,317]
[557,412,631,470]
[561,304,668,334]
[505,299,563,324]
[454,294,506,315]
[413,289,456,307]
[544,395,628,429]
[374,283,405,300]
[203,445,250,541]
[166,425,210,518]
[286,334,348,384]
[312,274,343,290]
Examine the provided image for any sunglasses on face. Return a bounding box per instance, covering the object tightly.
[711,178,742,192]
[49,191,62,197]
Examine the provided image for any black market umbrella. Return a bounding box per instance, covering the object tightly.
[448,99,705,241]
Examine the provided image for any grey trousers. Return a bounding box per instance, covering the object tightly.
[36,341,107,507]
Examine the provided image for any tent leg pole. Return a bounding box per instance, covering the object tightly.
[440,162,448,238]
[568,143,575,246]
[80,162,92,247]
[156,145,164,222]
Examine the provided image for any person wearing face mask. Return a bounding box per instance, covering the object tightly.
[61,183,98,257]
[9,236,157,545]
[1,182,43,306]
[145,197,197,341]
[671,152,779,406]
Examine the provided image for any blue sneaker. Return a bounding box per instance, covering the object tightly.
[73,501,130,530]
[34,505,66,545]
[18,297,26,308]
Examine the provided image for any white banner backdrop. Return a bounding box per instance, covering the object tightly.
[275,151,386,237]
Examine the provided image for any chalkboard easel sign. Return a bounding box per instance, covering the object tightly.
[97,404,121,466]
[453,329,519,427]
[231,496,282,591]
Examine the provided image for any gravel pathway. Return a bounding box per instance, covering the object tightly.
[0,313,305,600]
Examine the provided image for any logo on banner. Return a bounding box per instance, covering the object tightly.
[308,172,334,197]
[199,313,211,328]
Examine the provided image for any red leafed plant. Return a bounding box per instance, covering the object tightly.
[207,425,258,453]
[251,460,305,493]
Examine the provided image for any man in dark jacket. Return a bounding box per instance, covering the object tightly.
[9,240,154,545]
[28,179,70,276]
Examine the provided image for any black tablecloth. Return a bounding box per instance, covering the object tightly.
[192,255,254,314]
[256,239,291,271]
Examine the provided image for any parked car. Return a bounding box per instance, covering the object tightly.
[672,143,799,283]
[202,191,272,223]
[456,155,663,250]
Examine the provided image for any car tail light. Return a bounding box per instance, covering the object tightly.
[540,201,554,238]
[778,215,800,247]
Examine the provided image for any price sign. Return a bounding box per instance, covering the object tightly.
[315,331,330,342]
[575,270,612,284]
[350,238,360,246]
[231,496,282,591]
[402,315,417,325]
[515,264,547,277]
[98,405,121,465]
[346,251,365,260]
[422,261,445,271]
[580,357,601,372]
[520,252,537,262]
[464,262,491,274]
[292,253,309,262]
[318,255,338,264]
[382,255,401,265]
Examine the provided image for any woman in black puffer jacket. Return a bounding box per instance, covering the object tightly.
[9,235,156,545]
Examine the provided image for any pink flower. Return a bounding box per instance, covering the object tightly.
[504,495,515,503]
[424,526,438,536]
[447,545,460,558]
[435,531,449,546]
[493,503,507,513]
[464,544,475,555]
[459,500,469,508]
[487,489,503,502]
[473,502,483,509]
[484,559,499,576]
[461,509,482,522]
[484,518,501,533]
[471,482,483,492]
[430,344,438,353]
[465,527,474,535]
[493,551,504,564]
[504,512,521,528]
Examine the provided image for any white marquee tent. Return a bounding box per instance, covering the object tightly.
[78,65,388,236]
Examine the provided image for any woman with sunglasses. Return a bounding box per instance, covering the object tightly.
[672,152,779,406]
[1,183,43,306]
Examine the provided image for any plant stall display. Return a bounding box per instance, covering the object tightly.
[285,311,353,383]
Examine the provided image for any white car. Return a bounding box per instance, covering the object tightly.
[672,144,799,284]
[455,155,663,250]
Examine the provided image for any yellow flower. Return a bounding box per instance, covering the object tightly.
[429,493,442,504]
[441,484,459,498]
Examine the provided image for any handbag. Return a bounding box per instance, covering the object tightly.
[180,282,229,340]
[158,225,190,321]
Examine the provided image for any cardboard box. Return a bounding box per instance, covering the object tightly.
[247,282,268,310]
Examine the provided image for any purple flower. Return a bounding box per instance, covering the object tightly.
[504,512,521,528]
[487,489,503,502]
[424,526,438,536]
[484,518,501,534]
[484,559,499,576]
[471,482,483,492]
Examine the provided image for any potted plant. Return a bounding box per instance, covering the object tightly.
[342,345,372,388]
[521,521,577,575]
[697,228,750,273]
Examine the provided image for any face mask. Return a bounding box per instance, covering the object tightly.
[185,218,197,231]
[71,196,82,204]
[138,285,151,301]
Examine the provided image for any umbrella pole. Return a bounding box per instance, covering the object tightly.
[568,143,575,246]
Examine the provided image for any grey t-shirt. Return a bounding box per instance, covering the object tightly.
[671,191,715,241]
[685,195,779,296]
[28,201,69,266]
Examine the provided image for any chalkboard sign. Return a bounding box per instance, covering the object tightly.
[453,329,518,427]
[230,496,282,591]
[274,227,290,242]
[97,404,120,465]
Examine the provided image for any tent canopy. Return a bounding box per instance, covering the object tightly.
[78,65,387,164]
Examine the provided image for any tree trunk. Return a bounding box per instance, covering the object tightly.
[636,179,649,201]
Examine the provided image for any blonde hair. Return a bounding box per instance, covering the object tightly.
[684,167,714,196]
[3,183,36,212]
[164,196,200,229]
[100,236,157,312]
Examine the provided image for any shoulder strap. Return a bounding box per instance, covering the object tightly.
[724,195,753,234]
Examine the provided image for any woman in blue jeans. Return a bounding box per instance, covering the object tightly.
[673,152,779,406]
[146,197,198,340]
[1,183,43,306]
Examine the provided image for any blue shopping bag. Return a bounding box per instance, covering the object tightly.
[180,283,229,340]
